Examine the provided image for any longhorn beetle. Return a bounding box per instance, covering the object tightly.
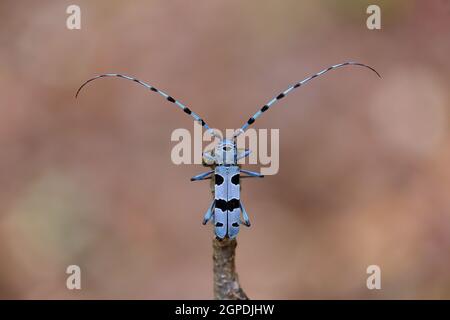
[76,61,380,239]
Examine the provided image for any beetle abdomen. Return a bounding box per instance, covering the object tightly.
[214,166,241,239]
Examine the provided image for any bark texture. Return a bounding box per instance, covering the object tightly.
[213,237,248,300]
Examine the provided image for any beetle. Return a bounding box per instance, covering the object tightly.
[76,61,380,239]
[190,139,261,239]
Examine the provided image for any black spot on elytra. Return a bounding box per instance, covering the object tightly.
[214,198,240,211]
[231,174,239,185]
[261,105,269,112]
[232,222,239,227]
[276,93,285,100]
[215,174,224,186]
[247,117,255,125]
[215,222,224,227]
[183,107,192,114]
[228,198,240,210]
[215,199,227,211]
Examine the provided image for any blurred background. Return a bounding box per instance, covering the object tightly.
[0,0,449,299]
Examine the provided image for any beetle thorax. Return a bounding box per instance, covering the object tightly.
[213,139,237,165]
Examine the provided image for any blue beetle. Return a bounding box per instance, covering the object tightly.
[76,62,380,239]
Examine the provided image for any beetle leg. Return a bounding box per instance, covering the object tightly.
[240,201,251,227]
[202,200,215,225]
[202,151,216,165]
[236,149,251,160]
[190,170,214,181]
[240,169,264,178]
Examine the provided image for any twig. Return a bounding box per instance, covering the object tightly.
[213,237,248,300]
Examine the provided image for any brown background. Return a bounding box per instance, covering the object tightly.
[0,0,449,299]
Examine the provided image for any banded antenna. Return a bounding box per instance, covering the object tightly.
[76,73,221,138]
[233,62,381,138]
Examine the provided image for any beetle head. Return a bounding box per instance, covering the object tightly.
[214,139,237,165]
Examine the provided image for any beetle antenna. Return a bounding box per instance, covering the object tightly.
[233,61,380,137]
[76,73,216,131]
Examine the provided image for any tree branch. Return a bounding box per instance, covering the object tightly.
[213,237,248,300]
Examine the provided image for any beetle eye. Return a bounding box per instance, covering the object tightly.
[223,146,231,151]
